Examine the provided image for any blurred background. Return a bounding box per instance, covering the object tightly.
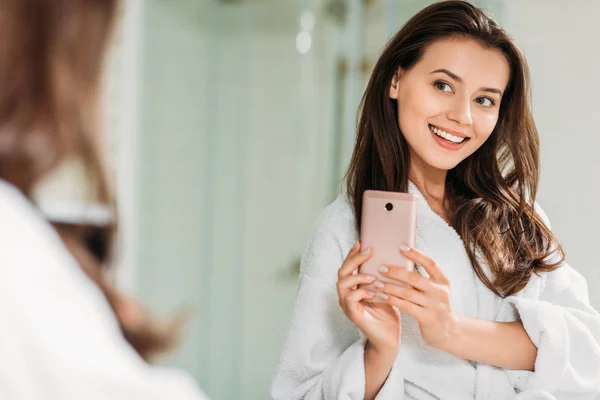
[33,0,600,399]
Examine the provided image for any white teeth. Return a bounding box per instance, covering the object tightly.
[430,125,466,144]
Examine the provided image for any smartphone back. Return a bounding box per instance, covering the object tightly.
[359,190,418,287]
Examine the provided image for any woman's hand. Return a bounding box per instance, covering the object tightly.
[336,242,401,355]
[375,246,457,351]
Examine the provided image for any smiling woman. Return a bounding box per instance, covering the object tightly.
[271,1,600,399]
[389,38,509,171]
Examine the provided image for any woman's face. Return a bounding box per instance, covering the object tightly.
[390,38,510,172]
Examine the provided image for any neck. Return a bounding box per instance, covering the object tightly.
[408,157,447,203]
[408,154,450,222]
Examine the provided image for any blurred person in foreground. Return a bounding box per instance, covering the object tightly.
[0,1,209,398]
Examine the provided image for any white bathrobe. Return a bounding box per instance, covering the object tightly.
[0,179,209,400]
[271,182,600,400]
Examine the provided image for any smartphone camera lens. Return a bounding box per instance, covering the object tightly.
[385,202,393,211]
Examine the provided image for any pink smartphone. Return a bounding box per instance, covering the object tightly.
[359,190,418,296]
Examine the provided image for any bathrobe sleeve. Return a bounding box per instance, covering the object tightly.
[501,204,600,398]
[270,199,404,400]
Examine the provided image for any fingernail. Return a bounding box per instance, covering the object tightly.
[377,292,388,299]
[365,275,376,281]
[361,248,371,256]
[400,245,410,252]
[378,265,389,273]
[353,241,360,250]
[373,281,384,289]
[367,291,376,297]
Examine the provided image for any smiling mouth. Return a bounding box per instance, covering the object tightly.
[428,124,469,144]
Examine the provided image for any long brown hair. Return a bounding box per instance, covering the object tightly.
[346,0,564,297]
[0,0,178,358]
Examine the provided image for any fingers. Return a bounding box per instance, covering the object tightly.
[340,287,376,316]
[382,295,425,322]
[380,266,433,293]
[348,240,360,256]
[400,246,449,285]
[345,287,376,306]
[337,273,376,295]
[338,242,371,279]
[375,281,434,308]
[336,242,375,313]
[380,266,450,302]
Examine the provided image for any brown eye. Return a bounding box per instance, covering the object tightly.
[434,81,453,93]
[475,97,495,107]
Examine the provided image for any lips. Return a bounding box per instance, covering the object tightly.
[428,124,470,151]
[428,124,469,144]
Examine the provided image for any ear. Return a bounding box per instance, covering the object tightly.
[389,68,402,100]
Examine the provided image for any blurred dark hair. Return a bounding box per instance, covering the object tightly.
[346,0,564,297]
[0,0,178,359]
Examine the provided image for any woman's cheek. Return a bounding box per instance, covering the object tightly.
[422,94,450,115]
[476,112,500,140]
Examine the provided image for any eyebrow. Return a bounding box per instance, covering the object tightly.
[430,68,503,96]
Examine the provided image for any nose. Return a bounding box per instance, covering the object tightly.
[447,99,473,126]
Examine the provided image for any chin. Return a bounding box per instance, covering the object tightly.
[421,153,464,172]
